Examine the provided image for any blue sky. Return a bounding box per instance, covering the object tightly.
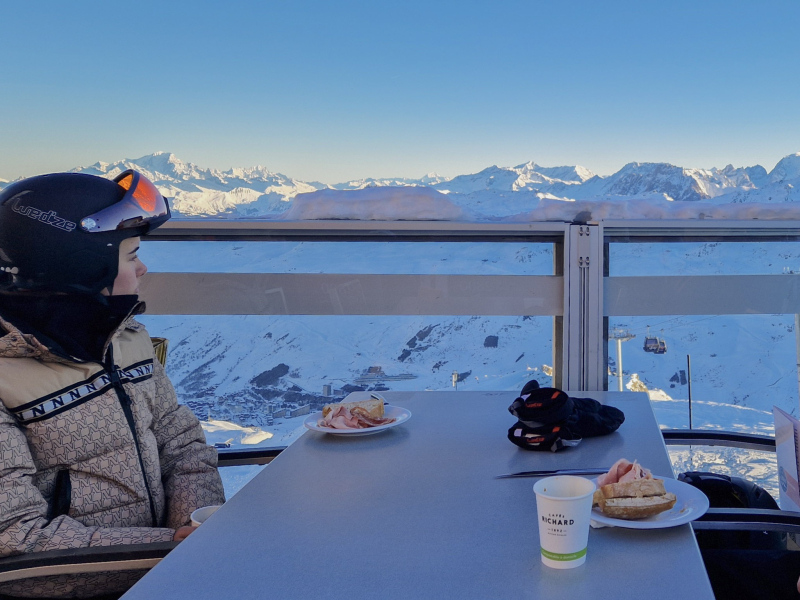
[1,0,798,182]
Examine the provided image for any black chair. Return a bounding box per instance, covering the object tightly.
[662,429,800,600]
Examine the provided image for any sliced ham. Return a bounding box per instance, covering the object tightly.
[318,405,396,429]
[596,458,652,486]
[618,462,652,483]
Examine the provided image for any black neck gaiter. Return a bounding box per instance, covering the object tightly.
[0,292,140,363]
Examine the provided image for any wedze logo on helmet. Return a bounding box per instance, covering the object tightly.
[8,193,77,232]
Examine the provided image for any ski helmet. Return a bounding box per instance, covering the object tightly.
[0,170,170,294]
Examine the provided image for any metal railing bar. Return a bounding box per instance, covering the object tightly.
[693,508,800,534]
[0,543,178,582]
[217,446,287,467]
[145,220,570,242]
[603,219,800,242]
[661,430,776,452]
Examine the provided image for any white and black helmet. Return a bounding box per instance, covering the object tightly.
[0,170,170,294]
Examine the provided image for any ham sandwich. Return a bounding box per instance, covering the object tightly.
[318,398,396,430]
[593,458,677,519]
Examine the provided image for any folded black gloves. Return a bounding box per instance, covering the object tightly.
[507,381,625,452]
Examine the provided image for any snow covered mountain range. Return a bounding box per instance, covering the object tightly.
[3,151,799,219]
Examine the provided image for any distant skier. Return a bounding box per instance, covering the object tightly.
[0,171,225,598]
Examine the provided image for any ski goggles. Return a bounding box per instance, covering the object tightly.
[80,170,170,233]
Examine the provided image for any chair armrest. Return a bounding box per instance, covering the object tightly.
[693,508,800,534]
[661,429,776,452]
[217,446,287,467]
[0,542,178,584]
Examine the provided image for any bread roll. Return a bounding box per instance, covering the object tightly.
[599,493,677,519]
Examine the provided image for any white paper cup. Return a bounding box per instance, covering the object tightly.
[190,504,222,527]
[533,476,596,569]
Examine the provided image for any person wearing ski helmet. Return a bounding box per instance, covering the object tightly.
[0,170,169,294]
[0,171,225,598]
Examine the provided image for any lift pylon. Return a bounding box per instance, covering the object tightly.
[610,328,636,392]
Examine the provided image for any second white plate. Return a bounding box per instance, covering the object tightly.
[590,477,709,529]
[303,405,412,436]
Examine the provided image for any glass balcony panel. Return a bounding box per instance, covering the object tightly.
[607,314,798,428]
[667,445,778,502]
[139,312,554,494]
[609,241,800,276]
[140,314,554,427]
[218,465,268,500]
[608,235,800,496]
[143,241,555,275]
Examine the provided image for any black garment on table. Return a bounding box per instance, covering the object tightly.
[507,381,625,452]
[0,292,140,363]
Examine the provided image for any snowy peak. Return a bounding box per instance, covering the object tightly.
[223,165,281,181]
[516,162,595,183]
[769,152,800,183]
[744,165,769,187]
[598,162,705,202]
[597,161,768,202]
[434,165,522,194]
[67,153,325,217]
[331,174,449,190]
[129,151,196,179]
[433,161,594,195]
[73,152,213,183]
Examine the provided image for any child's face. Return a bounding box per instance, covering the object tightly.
[107,236,147,296]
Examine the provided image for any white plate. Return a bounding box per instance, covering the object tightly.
[303,405,412,436]
[590,477,709,529]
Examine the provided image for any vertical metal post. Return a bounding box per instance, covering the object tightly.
[563,224,604,391]
[616,338,623,392]
[553,240,564,391]
[687,354,693,430]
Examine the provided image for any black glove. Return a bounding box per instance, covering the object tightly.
[507,383,625,452]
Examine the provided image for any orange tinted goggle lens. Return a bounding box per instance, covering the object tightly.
[79,170,169,232]
[116,173,161,212]
[118,173,134,191]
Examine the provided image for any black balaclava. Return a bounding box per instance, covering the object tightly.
[0,292,141,362]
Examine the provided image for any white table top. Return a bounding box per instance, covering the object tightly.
[123,390,714,600]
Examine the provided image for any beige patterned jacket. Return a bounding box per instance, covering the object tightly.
[0,313,225,597]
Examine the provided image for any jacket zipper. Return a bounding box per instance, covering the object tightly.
[106,344,159,527]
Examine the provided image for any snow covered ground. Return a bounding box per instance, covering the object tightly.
[200,418,306,498]
[651,392,779,499]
